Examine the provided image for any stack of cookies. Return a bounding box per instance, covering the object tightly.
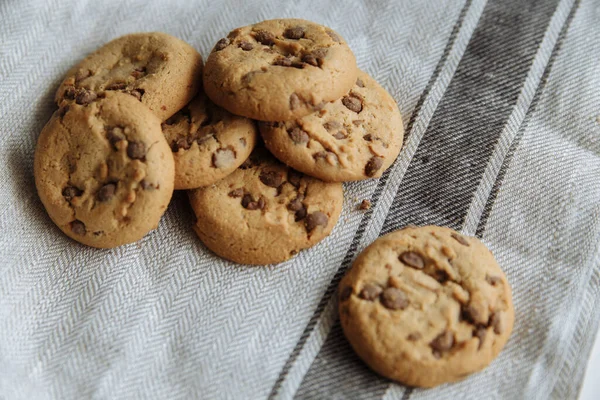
[34,19,405,264]
[191,19,404,264]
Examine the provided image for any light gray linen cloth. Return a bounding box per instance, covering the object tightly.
[1,0,599,399]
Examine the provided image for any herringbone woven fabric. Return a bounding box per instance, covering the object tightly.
[1,0,599,399]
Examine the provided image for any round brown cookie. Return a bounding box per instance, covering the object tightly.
[260,70,404,182]
[338,226,514,388]
[203,19,358,121]
[162,93,258,190]
[188,149,343,265]
[55,32,203,121]
[34,92,175,248]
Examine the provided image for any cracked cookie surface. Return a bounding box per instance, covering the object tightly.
[338,226,514,387]
[162,92,257,190]
[188,149,343,265]
[260,70,404,181]
[55,32,203,121]
[34,92,175,248]
[203,19,358,121]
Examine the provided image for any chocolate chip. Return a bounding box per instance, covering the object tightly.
[323,121,342,131]
[173,138,190,151]
[365,156,383,177]
[106,82,127,91]
[127,141,146,159]
[302,54,319,67]
[288,127,309,144]
[273,57,293,67]
[239,41,253,51]
[358,199,371,210]
[486,275,502,286]
[305,211,328,232]
[339,286,353,301]
[399,251,424,269]
[214,37,230,51]
[356,78,365,87]
[359,283,382,300]
[128,89,144,101]
[381,287,409,310]
[430,330,454,353]
[62,186,82,201]
[407,332,422,341]
[332,131,346,139]
[131,67,146,78]
[434,269,449,283]
[288,169,302,187]
[451,232,470,246]
[75,89,97,105]
[71,220,86,235]
[363,134,373,141]
[342,94,363,113]
[64,86,76,100]
[289,93,301,110]
[242,194,254,209]
[140,180,154,190]
[107,127,125,146]
[228,188,244,198]
[295,206,307,221]
[254,30,275,45]
[75,70,91,82]
[463,305,483,325]
[490,312,503,334]
[242,194,264,210]
[97,183,116,202]
[284,26,305,39]
[257,196,266,210]
[260,170,283,188]
[212,148,236,168]
[287,196,304,211]
[474,327,487,349]
[313,151,327,160]
[326,30,342,43]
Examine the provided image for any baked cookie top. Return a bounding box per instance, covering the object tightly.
[188,149,343,265]
[162,93,257,190]
[260,70,404,181]
[55,32,203,121]
[203,19,358,121]
[338,226,514,387]
[34,92,174,248]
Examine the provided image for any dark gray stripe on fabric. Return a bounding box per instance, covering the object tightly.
[265,2,476,399]
[475,0,582,239]
[295,0,562,398]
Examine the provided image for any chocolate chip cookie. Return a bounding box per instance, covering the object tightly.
[34,92,175,248]
[203,19,358,121]
[338,226,514,387]
[259,70,404,181]
[55,32,203,121]
[162,92,258,190]
[188,149,343,265]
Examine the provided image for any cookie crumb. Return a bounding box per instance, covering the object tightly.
[358,199,371,210]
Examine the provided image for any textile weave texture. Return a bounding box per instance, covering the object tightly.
[1,0,599,399]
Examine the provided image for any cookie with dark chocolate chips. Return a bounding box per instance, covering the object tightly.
[162,92,257,190]
[188,149,343,265]
[34,92,174,248]
[55,32,203,121]
[338,225,514,388]
[203,19,358,121]
[260,70,404,182]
